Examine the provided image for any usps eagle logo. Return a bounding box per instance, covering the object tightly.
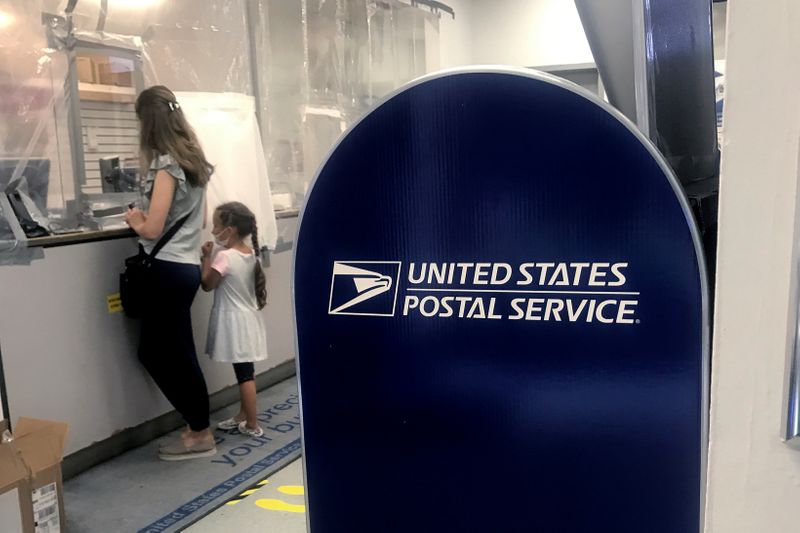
[328,262,401,316]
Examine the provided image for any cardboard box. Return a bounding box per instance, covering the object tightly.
[96,60,133,88]
[0,418,69,533]
[0,441,31,532]
[76,56,96,84]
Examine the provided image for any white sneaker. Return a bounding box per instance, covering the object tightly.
[216,417,242,431]
[238,421,264,438]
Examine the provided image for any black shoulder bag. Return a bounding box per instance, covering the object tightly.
[120,213,191,318]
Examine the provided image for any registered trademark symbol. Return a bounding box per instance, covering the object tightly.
[635,319,641,324]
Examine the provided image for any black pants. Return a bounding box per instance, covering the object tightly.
[233,362,255,384]
[138,259,210,431]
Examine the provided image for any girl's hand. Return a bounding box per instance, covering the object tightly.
[201,241,214,258]
[125,208,146,231]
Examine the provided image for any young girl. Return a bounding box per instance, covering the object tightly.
[201,202,269,437]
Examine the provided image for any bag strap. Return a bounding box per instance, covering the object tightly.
[149,212,191,259]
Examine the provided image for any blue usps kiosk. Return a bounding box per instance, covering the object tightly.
[294,68,708,533]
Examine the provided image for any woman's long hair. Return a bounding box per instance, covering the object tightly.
[135,85,213,187]
[215,202,268,310]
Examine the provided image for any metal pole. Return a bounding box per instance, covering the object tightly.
[0,341,11,426]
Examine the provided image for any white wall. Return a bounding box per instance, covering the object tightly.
[469,0,593,67]
[705,1,800,532]
[439,0,593,69]
[712,3,727,60]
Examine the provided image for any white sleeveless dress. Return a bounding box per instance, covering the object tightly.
[205,246,269,363]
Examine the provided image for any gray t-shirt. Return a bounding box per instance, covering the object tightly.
[140,153,206,265]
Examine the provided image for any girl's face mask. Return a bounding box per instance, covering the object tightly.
[212,226,232,248]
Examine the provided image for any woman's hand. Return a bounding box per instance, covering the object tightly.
[200,241,222,291]
[125,208,146,233]
[128,170,176,239]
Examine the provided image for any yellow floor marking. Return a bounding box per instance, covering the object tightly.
[277,485,305,496]
[107,293,122,314]
[226,500,241,506]
[255,499,306,514]
[258,479,270,486]
[240,489,259,496]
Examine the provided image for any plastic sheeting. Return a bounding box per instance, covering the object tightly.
[0,0,76,241]
[260,0,443,208]
[0,0,448,260]
[0,0,258,253]
[301,0,440,109]
[61,1,253,92]
[140,1,253,95]
[175,92,278,250]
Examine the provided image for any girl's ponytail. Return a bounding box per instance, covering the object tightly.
[250,219,267,310]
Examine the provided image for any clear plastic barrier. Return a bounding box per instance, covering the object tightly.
[0,0,451,255]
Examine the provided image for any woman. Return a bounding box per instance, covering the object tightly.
[125,85,216,461]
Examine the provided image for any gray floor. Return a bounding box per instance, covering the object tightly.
[64,377,302,532]
[186,459,307,532]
